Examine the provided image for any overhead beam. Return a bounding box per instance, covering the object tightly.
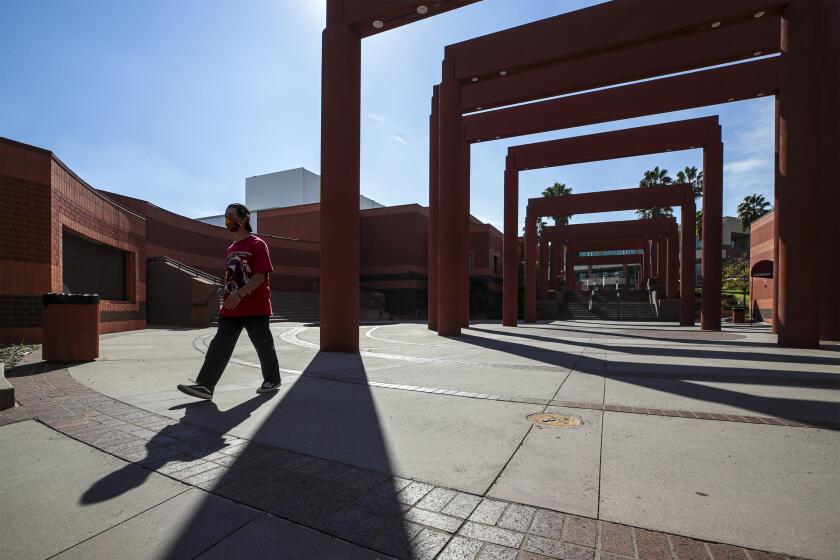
[572,254,644,266]
[342,0,482,38]
[529,185,694,218]
[509,117,717,170]
[446,0,783,80]
[465,58,779,142]
[462,15,780,111]
[568,239,647,253]
[542,218,677,243]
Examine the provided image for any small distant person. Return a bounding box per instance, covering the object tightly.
[177,203,281,400]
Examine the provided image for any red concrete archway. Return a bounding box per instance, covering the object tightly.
[539,219,679,309]
[427,2,837,346]
[545,232,678,299]
[320,0,479,351]
[499,118,718,328]
[525,185,695,325]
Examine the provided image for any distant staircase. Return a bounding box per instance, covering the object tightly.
[557,289,658,321]
[209,289,394,326]
[210,291,320,326]
[270,291,321,323]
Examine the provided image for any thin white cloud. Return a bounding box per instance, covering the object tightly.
[366,113,387,125]
[722,100,774,199]
[725,158,764,174]
[393,133,408,145]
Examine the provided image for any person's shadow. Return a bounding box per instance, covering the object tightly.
[81,393,276,505]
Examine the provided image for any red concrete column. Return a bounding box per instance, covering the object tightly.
[565,243,576,291]
[667,231,679,298]
[524,211,537,322]
[503,159,518,326]
[550,241,560,289]
[539,238,549,300]
[777,3,823,347]
[428,88,439,331]
[437,59,462,337]
[681,200,696,326]
[819,1,840,341]
[772,98,780,335]
[651,239,659,279]
[642,243,650,286]
[701,131,723,331]
[462,136,470,327]
[320,14,361,352]
[657,236,666,283]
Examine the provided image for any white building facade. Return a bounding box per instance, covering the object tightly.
[197,168,383,231]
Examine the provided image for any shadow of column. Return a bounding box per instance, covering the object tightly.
[149,351,416,559]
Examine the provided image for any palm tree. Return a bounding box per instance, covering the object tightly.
[636,167,675,219]
[736,194,771,230]
[695,209,703,241]
[522,218,548,236]
[676,166,704,199]
[542,181,573,226]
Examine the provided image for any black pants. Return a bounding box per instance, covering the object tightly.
[196,315,280,390]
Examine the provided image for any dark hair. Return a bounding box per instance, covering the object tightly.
[227,203,252,232]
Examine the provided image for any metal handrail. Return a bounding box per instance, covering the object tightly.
[147,256,221,284]
[361,287,387,309]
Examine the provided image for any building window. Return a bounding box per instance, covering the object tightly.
[62,229,129,301]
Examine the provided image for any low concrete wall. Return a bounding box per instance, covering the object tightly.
[0,363,13,411]
[147,260,221,327]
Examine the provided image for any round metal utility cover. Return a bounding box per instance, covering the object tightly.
[527,413,583,428]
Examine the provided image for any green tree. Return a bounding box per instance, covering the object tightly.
[675,165,704,199]
[736,194,771,230]
[636,167,675,219]
[542,181,574,226]
[695,209,703,241]
[722,256,749,291]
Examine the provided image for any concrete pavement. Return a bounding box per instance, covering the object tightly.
[2,319,838,559]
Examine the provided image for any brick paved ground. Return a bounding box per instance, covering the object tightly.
[8,365,806,560]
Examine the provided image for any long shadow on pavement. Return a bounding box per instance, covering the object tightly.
[151,351,417,559]
[468,326,840,383]
[461,327,840,425]
[521,322,840,351]
[81,394,276,505]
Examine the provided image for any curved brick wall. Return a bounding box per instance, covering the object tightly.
[0,137,319,343]
[100,191,320,292]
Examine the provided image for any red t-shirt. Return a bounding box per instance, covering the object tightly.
[220,235,273,317]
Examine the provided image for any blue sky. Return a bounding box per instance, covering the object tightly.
[1,0,774,231]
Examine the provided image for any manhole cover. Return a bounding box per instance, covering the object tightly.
[527,413,583,428]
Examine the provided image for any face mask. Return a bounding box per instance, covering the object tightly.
[225,217,240,232]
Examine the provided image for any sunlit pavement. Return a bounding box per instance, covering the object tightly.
[2,320,838,559]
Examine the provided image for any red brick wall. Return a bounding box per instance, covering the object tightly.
[0,141,54,342]
[3,136,506,337]
[1,138,150,342]
[100,191,321,292]
[257,204,321,242]
[51,157,147,337]
[749,211,775,322]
